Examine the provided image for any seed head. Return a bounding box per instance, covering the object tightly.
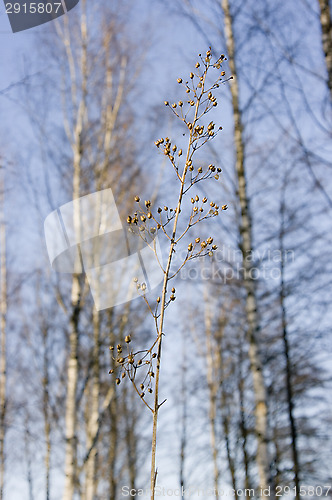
[128,355,134,364]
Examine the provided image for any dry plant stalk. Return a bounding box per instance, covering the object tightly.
[109,48,229,500]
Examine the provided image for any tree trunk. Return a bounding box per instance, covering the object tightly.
[279,198,300,500]
[318,0,332,98]
[203,288,220,500]
[62,3,87,498]
[42,324,51,500]
[85,308,100,500]
[0,167,7,500]
[221,0,271,494]
[238,345,251,492]
[108,312,118,500]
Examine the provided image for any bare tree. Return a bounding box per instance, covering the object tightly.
[221,0,271,492]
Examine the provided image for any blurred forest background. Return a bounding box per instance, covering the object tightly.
[0,0,332,499]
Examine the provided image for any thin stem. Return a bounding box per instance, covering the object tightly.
[150,70,206,500]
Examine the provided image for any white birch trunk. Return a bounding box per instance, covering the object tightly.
[221,0,271,493]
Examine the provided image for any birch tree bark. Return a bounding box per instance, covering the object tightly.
[61,2,88,497]
[221,0,271,494]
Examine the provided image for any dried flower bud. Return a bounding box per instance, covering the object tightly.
[177,78,182,83]
[158,207,162,213]
[117,344,122,352]
[128,355,134,364]
[172,287,175,293]
[109,369,114,374]
[195,237,200,243]
[125,335,131,343]
[202,197,207,203]
[212,245,217,250]
[178,101,183,106]
[117,357,125,364]
[188,243,193,252]
[134,196,140,202]
[178,149,182,156]
[122,372,126,379]
[170,294,176,301]
[152,353,157,358]
[214,174,219,180]
[147,212,152,219]
[172,103,177,108]
[164,206,168,211]
[116,378,120,385]
[195,62,200,68]
[148,388,153,393]
[198,167,203,173]
[201,241,207,248]
[222,205,228,210]
[109,346,114,351]
[164,101,169,106]
[157,297,161,303]
[195,195,199,202]
[138,359,142,365]
[140,384,144,390]
[190,72,194,79]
